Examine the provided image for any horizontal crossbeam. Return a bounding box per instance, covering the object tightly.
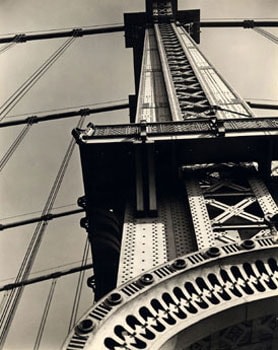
[200,20,278,28]
[0,24,125,44]
[247,102,278,110]
[0,102,129,128]
[74,117,278,142]
[0,263,93,291]
[0,21,277,45]
[0,208,84,231]
[74,117,278,182]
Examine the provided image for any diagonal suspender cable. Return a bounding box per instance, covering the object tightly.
[33,279,57,350]
[0,124,31,172]
[253,27,278,44]
[0,42,17,55]
[0,294,8,317]
[0,35,76,121]
[0,36,77,172]
[0,116,86,349]
[68,239,90,334]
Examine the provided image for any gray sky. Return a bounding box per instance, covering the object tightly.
[0,0,277,349]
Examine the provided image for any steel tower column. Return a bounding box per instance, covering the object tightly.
[65,0,278,349]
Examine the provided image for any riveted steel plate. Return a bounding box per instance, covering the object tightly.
[117,195,196,286]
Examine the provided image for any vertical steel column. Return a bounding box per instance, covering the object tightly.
[135,28,171,123]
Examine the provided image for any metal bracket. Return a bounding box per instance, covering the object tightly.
[209,116,225,136]
[139,119,147,141]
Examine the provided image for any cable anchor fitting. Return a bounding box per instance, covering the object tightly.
[26,116,38,125]
[14,34,27,42]
[79,108,91,117]
[72,28,83,37]
[243,20,255,28]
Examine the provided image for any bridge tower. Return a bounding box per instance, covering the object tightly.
[65,1,278,349]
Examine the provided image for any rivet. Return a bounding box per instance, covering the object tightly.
[139,273,154,285]
[106,292,122,306]
[172,258,187,270]
[207,247,221,258]
[76,319,94,334]
[241,239,255,250]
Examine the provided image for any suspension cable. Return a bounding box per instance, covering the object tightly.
[0,203,77,221]
[246,101,278,110]
[0,116,86,349]
[0,263,94,292]
[200,20,278,28]
[0,35,76,121]
[0,294,8,316]
[253,27,278,45]
[0,101,129,128]
[0,42,17,55]
[0,35,78,174]
[0,124,31,172]
[33,279,57,350]
[5,98,128,118]
[68,240,90,333]
[0,24,125,44]
[0,208,84,231]
[0,20,277,44]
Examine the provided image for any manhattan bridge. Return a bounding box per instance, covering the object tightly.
[0,1,278,349]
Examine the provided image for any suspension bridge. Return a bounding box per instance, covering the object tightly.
[0,1,278,349]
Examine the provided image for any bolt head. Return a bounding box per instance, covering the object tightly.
[76,319,94,334]
[207,247,221,258]
[172,259,187,270]
[241,239,255,250]
[106,292,122,306]
[139,273,154,285]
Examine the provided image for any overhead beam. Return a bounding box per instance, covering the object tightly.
[0,21,277,45]
[0,102,129,128]
[200,20,278,28]
[0,208,84,231]
[247,102,278,110]
[0,263,93,292]
[0,24,125,44]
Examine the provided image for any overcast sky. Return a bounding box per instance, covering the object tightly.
[0,1,277,349]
